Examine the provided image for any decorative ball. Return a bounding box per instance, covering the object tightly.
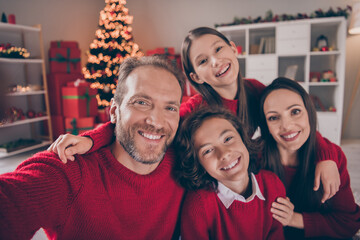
[26,110,36,118]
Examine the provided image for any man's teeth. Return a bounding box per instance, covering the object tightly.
[283,132,298,139]
[141,132,161,140]
[222,159,239,170]
[216,64,230,77]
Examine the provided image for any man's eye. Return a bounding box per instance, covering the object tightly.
[166,106,178,112]
[216,46,223,52]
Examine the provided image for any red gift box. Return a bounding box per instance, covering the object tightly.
[62,81,98,118]
[49,48,81,73]
[47,73,83,115]
[50,41,79,49]
[51,115,65,139]
[146,47,175,56]
[65,117,94,135]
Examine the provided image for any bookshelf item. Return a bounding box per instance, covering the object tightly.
[0,22,53,158]
[218,17,346,144]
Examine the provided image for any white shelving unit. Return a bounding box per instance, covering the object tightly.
[218,17,346,145]
[0,22,53,158]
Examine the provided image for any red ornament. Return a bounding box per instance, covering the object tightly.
[26,110,36,118]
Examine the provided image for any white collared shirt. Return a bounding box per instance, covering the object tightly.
[217,173,266,209]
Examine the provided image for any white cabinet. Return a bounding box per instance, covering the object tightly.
[0,23,53,158]
[218,17,346,145]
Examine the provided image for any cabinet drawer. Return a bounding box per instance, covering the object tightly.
[277,24,309,40]
[246,69,277,86]
[277,38,309,55]
[246,55,277,70]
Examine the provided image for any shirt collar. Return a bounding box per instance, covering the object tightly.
[217,173,266,209]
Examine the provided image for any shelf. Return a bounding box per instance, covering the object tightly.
[0,140,51,159]
[0,22,40,33]
[6,90,46,96]
[0,116,49,129]
[237,54,246,59]
[309,82,338,86]
[310,51,340,56]
[0,58,43,63]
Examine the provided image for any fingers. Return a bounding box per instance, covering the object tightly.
[313,171,320,191]
[321,183,331,203]
[271,198,294,226]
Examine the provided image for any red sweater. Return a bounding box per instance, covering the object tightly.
[181,170,286,240]
[283,138,360,239]
[0,146,185,239]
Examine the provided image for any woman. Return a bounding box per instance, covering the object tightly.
[260,77,360,239]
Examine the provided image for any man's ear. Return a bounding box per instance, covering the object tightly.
[110,98,117,123]
[190,72,204,84]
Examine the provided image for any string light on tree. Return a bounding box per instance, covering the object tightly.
[83,0,143,108]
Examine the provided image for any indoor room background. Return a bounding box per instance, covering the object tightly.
[1,0,359,139]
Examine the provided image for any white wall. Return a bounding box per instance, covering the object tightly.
[1,0,360,139]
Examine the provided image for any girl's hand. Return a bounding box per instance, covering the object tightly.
[47,134,93,164]
[271,197,295,226]
[313,160,340,203]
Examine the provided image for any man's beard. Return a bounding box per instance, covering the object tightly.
[115,121,171,165]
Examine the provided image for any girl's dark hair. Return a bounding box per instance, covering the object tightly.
[259,77,324,211]
[175,106,260,191]
[181,27,258,135]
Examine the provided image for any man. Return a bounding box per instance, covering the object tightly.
[0,56,186,239]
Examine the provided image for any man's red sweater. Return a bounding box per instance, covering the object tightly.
[0,146,185,239]
[181,170,286,240]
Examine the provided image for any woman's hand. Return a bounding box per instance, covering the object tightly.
[314,160,340,203]
[271,197,294,226]
[271,197,304,229]
[47,134,93,164]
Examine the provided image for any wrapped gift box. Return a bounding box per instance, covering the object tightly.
[146,47,175,56]
[65,117,94,135]
[49,47,81,73]
[62,80,98,118]
[50,41,79,49]
[47,73,83,115]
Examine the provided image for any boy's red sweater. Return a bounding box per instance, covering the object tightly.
[181,170,286,240]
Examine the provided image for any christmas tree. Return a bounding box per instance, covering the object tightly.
[83,0,143,108]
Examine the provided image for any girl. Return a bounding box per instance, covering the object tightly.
[176,106,286,239]
[48,27,339,202]
[260,77,360,239]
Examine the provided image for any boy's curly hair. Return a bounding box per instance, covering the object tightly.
[174,106,261,191]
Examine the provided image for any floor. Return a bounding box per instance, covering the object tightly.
[0,140,360,239]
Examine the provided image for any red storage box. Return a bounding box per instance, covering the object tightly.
[50,41,79,49]
[62,81,98,118]
[65,117,94,135]
[47,73,83,115]
[49,47,81,73]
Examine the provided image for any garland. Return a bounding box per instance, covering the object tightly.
[0,43,30,59]
[215,6,352,27]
